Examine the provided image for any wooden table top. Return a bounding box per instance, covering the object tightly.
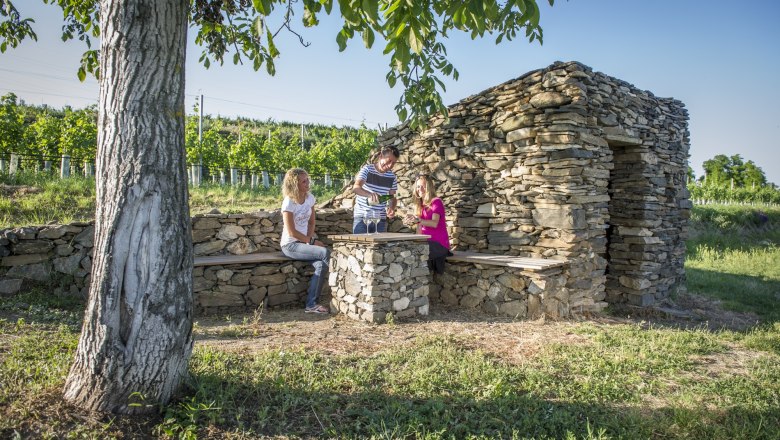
[330,232,431,243]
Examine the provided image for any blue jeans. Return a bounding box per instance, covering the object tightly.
[352,217,387,234]
[281,242,331,309]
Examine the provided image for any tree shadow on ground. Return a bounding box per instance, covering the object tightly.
[171,368,779,439]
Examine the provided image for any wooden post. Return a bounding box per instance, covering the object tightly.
[61,155,71,178]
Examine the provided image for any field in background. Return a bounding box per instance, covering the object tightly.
[0,172,342,227]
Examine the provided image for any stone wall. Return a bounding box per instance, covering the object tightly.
[0,223,95,297]
[194,260,319,315]
[0,209,356,313]
[332,60,690,308]
[190,208,353,255]
[1,210,570,318]
[431,262,569,319]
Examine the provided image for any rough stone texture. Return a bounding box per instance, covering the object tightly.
[328,240,430,323]
[432,261,569,318]
[0,61,690,315]
[328,61,690,309]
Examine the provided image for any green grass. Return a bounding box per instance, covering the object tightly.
[188,182,341,215]
[685,205,780,322]
[0,172,342,227]
[0,172,96,226]
[2,304,778,438]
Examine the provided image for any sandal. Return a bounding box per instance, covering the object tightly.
[305,304,329,314]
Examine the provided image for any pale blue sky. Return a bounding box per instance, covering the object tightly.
[1,1,778,184]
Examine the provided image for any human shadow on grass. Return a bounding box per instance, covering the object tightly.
[171,367,779,439]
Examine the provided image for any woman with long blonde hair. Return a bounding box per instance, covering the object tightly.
[279,168,330,314]
[404,173,451,273]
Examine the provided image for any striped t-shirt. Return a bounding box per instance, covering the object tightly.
[354,163,398,219]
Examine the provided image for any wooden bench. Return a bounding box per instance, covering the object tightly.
[448,250,567,272]
[193,251,290,267]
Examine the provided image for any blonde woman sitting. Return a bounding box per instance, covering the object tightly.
[279,168,330,314]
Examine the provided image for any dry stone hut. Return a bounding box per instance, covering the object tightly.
[334,61,691,312]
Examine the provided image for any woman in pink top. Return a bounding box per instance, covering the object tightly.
[404,174,452,273]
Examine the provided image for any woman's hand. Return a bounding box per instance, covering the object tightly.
[403,213,417,225]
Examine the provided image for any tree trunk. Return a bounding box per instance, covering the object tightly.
[63,0,193,414]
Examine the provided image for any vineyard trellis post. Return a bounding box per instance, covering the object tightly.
[60,155,70,178]
[262,170,270,189]
[190,164,201,186]
[8,153,19,175]
[84,160,94,178]
[196,94,204,187]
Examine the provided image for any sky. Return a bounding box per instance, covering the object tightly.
[1,1,779,184]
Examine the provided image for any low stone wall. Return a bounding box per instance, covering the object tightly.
[1,210,571,319]
[431,262,569,319]
[0,223,95,297]
[194,260,330,315]
[0,208,355,311]
[191,207,354,256]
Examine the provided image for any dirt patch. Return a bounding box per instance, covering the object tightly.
[195,306,586,364]
[194,292,764,362]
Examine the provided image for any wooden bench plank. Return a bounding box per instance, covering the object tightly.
[330,232,430,243]
[448,250,566,271]
[194,251,290,267]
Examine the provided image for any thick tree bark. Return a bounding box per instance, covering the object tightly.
[63,0,193,414]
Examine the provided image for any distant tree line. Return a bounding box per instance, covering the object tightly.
[687,154,778,204]
[689,154,770,188]
[0,92,376,178]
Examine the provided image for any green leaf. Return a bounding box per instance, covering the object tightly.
[253,0,273,15]
[336,29,348,52]
[362,28,375,49]
[77,67,86,82]
[252,17,264,37]
[382,39,397,55]
[362,0,380,24]
[266,29,279,57]
[408,28,423,54]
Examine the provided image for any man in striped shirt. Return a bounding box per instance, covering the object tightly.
[351,146,400,233]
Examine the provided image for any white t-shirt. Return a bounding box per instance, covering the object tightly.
[280,193,316,247]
